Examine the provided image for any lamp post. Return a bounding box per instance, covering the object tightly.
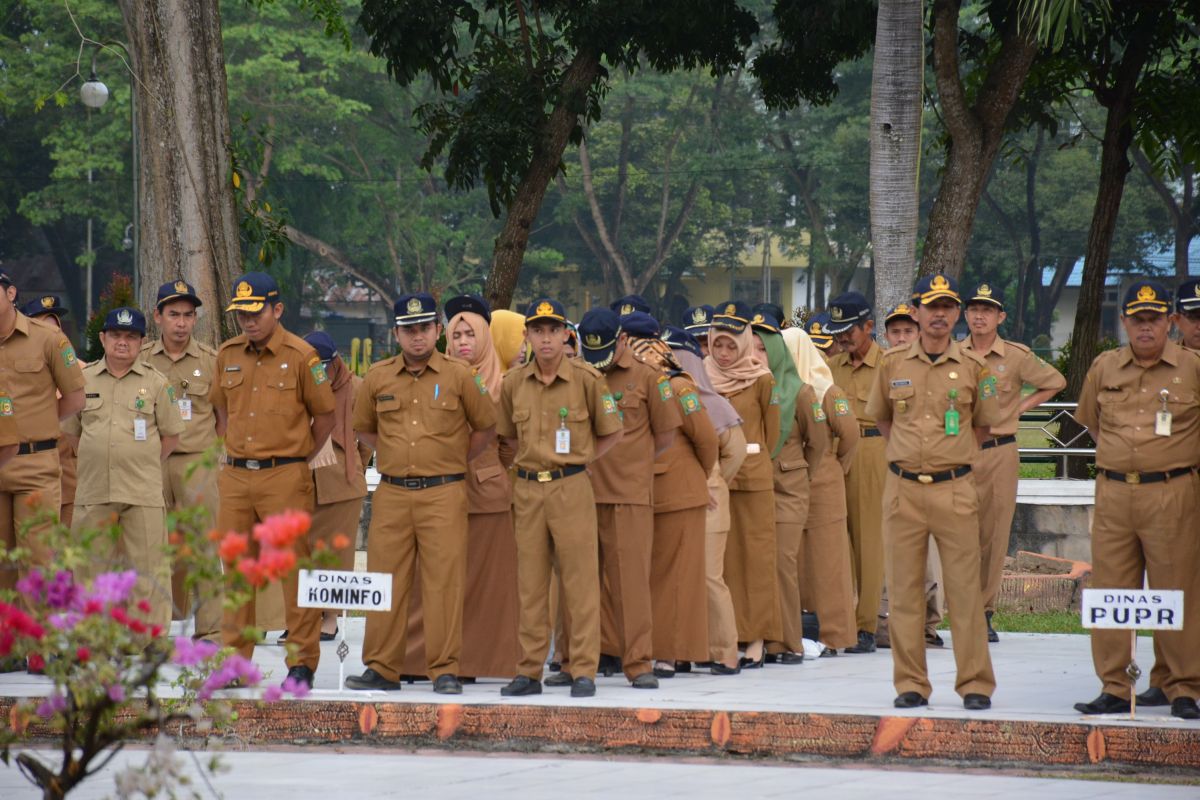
[79,43,139,314]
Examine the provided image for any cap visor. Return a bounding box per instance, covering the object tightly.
[581,344,616,369]
[226,300,265,313]
[919,291,960,305]
[967,297,1003,308]
[710,318,747,334]
[823,320,855,334]
[394,313,438,326]
[1124,302,1168,315]
[525,313,565,324]
[159,293,201,309]
[1177,299,1200,311]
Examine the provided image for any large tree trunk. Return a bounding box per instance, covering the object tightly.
[118,0,241,345]
[484,52,600,311]
[920,0,1039,279]
[869,0,924,320]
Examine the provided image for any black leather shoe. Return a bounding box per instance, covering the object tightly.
[345,668,401,691]
[710,662,741,675]
[894,692,928,709]
[570,676,596,697]
[985,610,999,643]
[1137,686,1169,706]
[284,665,315,690]
[1171,697,1200,720]
[1074,693,1130,715]
[320,626,339,642]
[276,630,289,645]
[674,661,692,673]
[819,647,837,658]
[653,663,676,679]
[598,653,622,677]
[925,632,944,648]
[500,675,542,696]
[433,674,463,695]
[777,651,804,665]
[543,671,573,687]
[963,693,991,711]
[738,651,765,669]
[548,660,562,673]
[631,673,659,689]
[845,631,876,654]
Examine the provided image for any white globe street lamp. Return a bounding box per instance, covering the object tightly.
[79,73,110,109]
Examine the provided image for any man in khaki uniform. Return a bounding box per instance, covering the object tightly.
[962,284,1065,642]
[497,298,624,698]
[141,280,223,643]
[210,271,335,690]
[554,309,678,689]
[1174,278,1200,352]
[1074,280,1200,720]
[65,308,184,631]
[0,272,85,601]
[867,274,1002,710]
[828,291,886,653]
[347,293,496,695]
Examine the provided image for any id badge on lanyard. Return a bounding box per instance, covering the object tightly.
[555,407,571,454]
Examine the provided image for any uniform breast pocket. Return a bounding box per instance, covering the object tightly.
[428,395,462,435]
[565,408,590,441]
[184,379,210,400]
[83,394,104,413]
[888,385,915,413]
[221,371,245,391]
[511,408,532,438]
[1098,389,1129,425]
[265,372,298,412]
[14,358,45,377]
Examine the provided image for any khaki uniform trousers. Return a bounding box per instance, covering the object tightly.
[311,495,362,571]
[768,462,811,654]
[0,449,61,595]
[164,452,222,641]
[218,462,319,670]
[72,503,171,631]
[704,466,739,665]
[513,471,600,681]
[650,506,709,663]
[846,435,886,633]
[726,488,782,643]
[595,503,655,680]
[801,453,857,650]
[1090,473,1200,700]
[882,471,995,699]
[59,437,77,529]
[362,481,466,682]
[973,441,1019,612]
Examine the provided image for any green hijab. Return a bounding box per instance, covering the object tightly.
[756,329,804,459]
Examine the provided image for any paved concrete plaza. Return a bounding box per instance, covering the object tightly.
[0,619,1190,728]
[2,748,1197,799]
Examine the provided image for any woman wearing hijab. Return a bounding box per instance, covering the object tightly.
[786,321,859,654]
[623,315,718,678]
[664,326,745,674]
[704,301,782,668]
[491,309,528,370]
[751,308,828,664]
[402,295,520,680]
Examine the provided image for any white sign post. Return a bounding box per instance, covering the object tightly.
[298,570,393,691]
[1081,588,1184,719]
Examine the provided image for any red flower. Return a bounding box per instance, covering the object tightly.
[27,653,45,672]
[150,624,163,638]
[136,599,152,615]
[76,646,90,663]
[237,558,265,587]
[332,534,351,551]
[127,619,148,635]
[218,532,249,563]
[252,509,311,549]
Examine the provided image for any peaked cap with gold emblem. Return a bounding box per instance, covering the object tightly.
[1122,280,1170,316]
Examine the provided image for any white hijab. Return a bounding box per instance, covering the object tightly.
[782,326,834,401]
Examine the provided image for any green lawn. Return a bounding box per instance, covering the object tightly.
[939,610,1151,636]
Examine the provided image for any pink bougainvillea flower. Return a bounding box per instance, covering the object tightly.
[252,510,311,550]
[171,637,219,667]
[218,532,249,564]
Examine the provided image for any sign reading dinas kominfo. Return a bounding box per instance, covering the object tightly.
[1081,589,1183,630]
[297,570,392,612]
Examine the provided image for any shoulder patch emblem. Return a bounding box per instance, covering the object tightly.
[601,393,617,415]
[770,387,781,406]
[657,377,673,401]
[979,373,997,399]
[0,395,12,417]
[310,360,328,385]
[474,372,488,395]
[61,340,77,368]
[679,391,701,416]
[812,401,827,422]
[833,397,850,416]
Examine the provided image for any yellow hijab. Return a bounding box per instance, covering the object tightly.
[490,309,527,372]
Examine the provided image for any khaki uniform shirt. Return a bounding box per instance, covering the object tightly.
[725,373,780,492]
[64,359,185,507]
[866,339,1003,472]
[829,341,882,427]
[775,383,829,472]
[590,348,683,505]
[824,385,860,472]
[962,337,1065,436]
[352,350,496,478]
[140,337,219,454]
[0,313,85,442]
[653,372,718,514]
[210,325,335,460]
[497,355,623,472]
[1076,343,1200,474]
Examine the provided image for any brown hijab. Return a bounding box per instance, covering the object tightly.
[327,356,358,483]
[704,327,771,396]
[447,310,503,400]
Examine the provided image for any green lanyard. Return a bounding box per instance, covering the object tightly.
[945,389,960,436]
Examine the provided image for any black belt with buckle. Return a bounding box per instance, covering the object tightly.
[17,439,58,456]
[981,434,1017,450]
[861,427,882,438]
[380,473,465,490]
[228,456,307,470]
[516,464,587,483]
[1100,466,1195,485]
[889,463,972,484]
